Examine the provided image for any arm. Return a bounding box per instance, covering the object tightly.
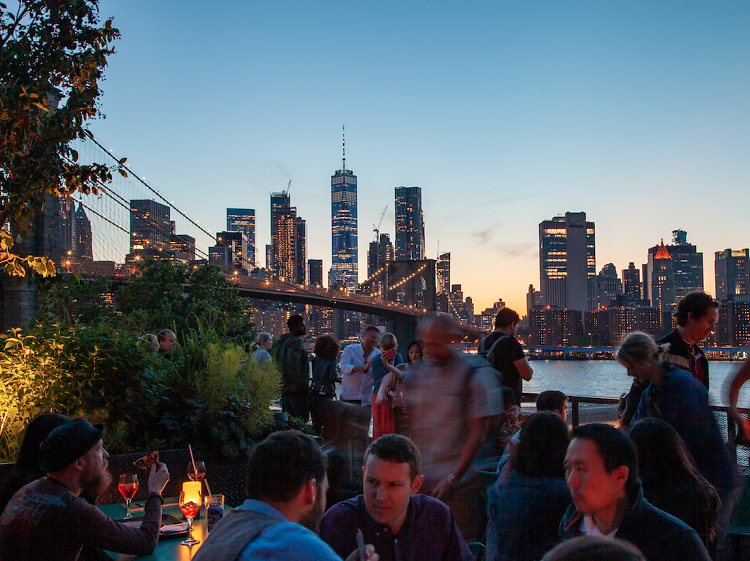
[339,346,371,377]
[432,416,489,501]
[728,359,750,433]
[514,357,533,382]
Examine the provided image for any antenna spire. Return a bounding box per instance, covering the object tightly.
[342,125,346,171]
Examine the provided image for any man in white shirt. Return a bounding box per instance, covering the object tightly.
[339,326,381,410]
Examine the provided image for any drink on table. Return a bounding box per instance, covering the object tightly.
[179,489,202,546]
[118,474,139,520]
[205,494,225,533]
[187,461,206,482]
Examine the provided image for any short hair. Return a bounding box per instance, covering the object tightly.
[380,332,397,351]
[514,412,570,478]
[536,390,568,413]
[364,434,421,481]
[571,423,639,499]
[418,312,462,339]
[363,325,381,336]
[673,291,719,327]
[314,335,341,359]
[287,314,304,330]
[157,329,174,342]
[542,536,646,561]
[495,307,520,328]
[246,431,326,503]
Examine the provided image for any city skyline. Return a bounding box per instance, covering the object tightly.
[88,1,750,313]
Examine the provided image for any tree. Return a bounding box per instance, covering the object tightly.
[35,273,115,325]
[0,0,124,276]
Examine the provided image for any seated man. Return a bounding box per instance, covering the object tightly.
[560,423,710,561]
[320,434,473,561]
[194,431,377,561]
[0,418,170,561]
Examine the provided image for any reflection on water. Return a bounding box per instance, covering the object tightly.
[525,360,750,408]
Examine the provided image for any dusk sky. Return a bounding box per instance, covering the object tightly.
[89,1,750,314]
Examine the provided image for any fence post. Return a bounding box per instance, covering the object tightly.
[572,398,580,427]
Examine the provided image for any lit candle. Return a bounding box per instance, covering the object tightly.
[183,481,202,506]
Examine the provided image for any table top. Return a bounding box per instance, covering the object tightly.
[99,499,231,560]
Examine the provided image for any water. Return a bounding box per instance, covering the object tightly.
[525,360,750,409]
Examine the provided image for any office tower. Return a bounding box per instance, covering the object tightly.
[171,234,196,262]
[622,262,641,301]
[216,231,249,274]
[209,244,233,272]
[476,300,506,332]
[588,263,623,310]
[265,244,273,270]
[529,308,583,346]
[367,241,380,279]
[664,229,703,300]
[270,191,290,272]
[129,199,171,253]
[274,204,297,282]
[308,259,323,287]
[646,240,675,328]
[394,186,425,261]
[367,234,394,278]
[436,252,450,294]
[716,300,750,346]
[227,208,256,267]
[526,284,544,317]
[59,196,77,258]
[74,201,93,261]
[330,128,358,290]
[539,212,595,312]
[295,216,306,284]
[715,249,750,302]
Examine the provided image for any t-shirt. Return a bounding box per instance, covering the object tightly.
[0,477,163,561]
[481,332,525,401]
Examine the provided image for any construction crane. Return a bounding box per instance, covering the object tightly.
[373,206,387,242]
[283,180,291,197]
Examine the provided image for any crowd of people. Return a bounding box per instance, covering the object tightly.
[0,290,747,560]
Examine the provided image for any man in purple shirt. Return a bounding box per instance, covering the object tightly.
[319,434,474,561]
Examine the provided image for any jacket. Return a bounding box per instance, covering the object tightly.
[276,333,309,395]
[559,486,711,561]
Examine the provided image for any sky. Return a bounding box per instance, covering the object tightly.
[88,0,750,314]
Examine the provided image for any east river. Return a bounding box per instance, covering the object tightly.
[525,360,750,408]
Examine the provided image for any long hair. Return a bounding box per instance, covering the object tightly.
[250,332,272,353]
[513,412,570,479]
[629,418,720,544]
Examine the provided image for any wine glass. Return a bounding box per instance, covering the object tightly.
[187,461,206,482]
[118,474,139,520]
[179,490,202,546]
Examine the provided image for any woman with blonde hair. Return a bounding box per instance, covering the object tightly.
[249,332,273,365]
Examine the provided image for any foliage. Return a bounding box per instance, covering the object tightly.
[0,323,170,462]
[1,229,57,278]
[36,272,115,325]
[115,260,255,340]
[1,0,126,275]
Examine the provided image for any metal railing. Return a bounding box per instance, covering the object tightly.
[520,392,750,474]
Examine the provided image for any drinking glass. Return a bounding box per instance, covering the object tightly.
[179,490,201,546]
[118,474,139,520]
[187,461,206,482]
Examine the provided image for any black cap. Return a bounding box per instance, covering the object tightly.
[39,418,105,472]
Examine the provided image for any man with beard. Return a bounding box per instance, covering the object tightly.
[0,418,170,561]
[193,431,379,561]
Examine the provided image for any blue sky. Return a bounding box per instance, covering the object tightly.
[90,1,750,313]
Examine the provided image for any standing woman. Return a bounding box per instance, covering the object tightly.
[249,332,273,365]
[309,335,341,438]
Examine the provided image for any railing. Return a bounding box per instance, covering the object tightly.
[520,392,750,474]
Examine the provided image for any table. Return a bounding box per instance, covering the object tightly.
[99,499,231,560]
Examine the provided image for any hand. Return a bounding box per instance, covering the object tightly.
[147,462,169,495]
[345,544,379,561]
[363,358,373,373]
[431,476,454,502]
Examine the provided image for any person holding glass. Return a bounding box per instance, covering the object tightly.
[0,418,170,561]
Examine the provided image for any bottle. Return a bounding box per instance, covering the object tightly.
[205,494,224,533]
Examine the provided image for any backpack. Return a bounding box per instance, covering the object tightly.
[478,334,509,367]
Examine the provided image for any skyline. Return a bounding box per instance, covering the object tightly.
[88,1,750,313]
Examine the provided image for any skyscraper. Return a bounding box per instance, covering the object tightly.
[295,216,306,285]
[270,190,290,272]
[539,212,595,312]
[715,249,750,302]
[216,230,249,274]
[622,262,641,301]
[436,252,450,294]
[274,204,297,282]
[227,208,256,267]
[367,233,394,278]
[394,186,425,261]
[74,201,93,261]
[331,128,358,290]
[647,240,675,328]
[128,199,171,259]
[308,259,323,287]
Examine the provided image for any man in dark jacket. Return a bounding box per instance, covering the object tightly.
[277,314,310,422]
[560,423,710,561]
